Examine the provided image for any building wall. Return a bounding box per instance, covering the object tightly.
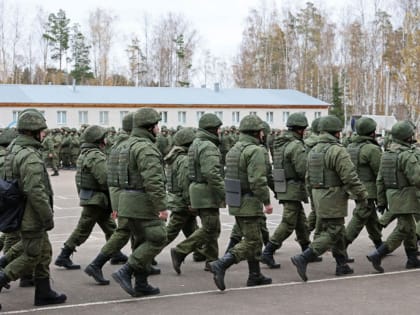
[0,105,328,130]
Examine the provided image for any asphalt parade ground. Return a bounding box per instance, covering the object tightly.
[1,170,420,314]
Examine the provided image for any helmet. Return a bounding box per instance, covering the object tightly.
[286,113,308,128]
[0,128,17,145]
[311,117,321,134]
[82,125,107,143]
[133,108,161,128]
[173,127,195,146]
[318,115,343,133]
[199,113,222,129]
[121,112,133,132]
[239,115,264,132]
[391,121,414,141]
[262,121,271,135]
[355,117,377,135]
[17,109,47,131]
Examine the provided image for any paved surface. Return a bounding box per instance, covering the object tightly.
[1,170,420,314]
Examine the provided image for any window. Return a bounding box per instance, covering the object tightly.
[266,112,274,123]
[79,111,88,124]
[160,111,168,123]
[99,111,109,125]
[282,111,290,124]
[197,111,204,121]
[232,111,240,124]
[57,111,67,125]
[314,111,322,119]
[250,111,257,116]
[178,111,186,124]
[215,111,223,121]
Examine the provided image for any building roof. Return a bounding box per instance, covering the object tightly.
[0,84,329,107]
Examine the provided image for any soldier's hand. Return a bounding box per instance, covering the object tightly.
[159,210,169,221]
[111,210,118,220]
[376,205,387,214]
[264,204,273,215]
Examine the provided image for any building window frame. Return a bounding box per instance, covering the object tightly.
[57,111,67,125]
[266,111,274,123]
[232,111,240,124]
[99,111,109,125]
[178,111,187,124]
[160,111,168,123]
[79,111,88,125]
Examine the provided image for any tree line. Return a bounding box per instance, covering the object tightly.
[0,0,418,124]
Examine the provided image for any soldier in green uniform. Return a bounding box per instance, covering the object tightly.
[60,128,72,168]
[170,113,225,274]
[70,128,80,169]
[42,130,59,176]
[112,108,168,297]
[261,113,316,269]
[104,127,116,156]
[291,115,368,282]
[55,125,118,270]
[84,113,134,285]
[345,117,383,257]
[156,126,172,156]
[0,109,66,306]
[210,115,273,291]
[367,121,420,272]
[52,128,63,171]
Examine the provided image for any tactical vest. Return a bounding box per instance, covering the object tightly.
[380,150,410,189]
[3,145,26,181]
[75,148,103,191]
[347,142,376,182]
[308,143,343,188]
[118,138,146,190]
[188,140,204,183]
[225,142,253,193]
[165,153,186,193]
[272,140,299,181]
[107,137,129,188]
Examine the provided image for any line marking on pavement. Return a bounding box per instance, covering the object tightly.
[3,268,420,314]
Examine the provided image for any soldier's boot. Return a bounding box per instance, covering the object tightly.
[291,248,316,282]
[0,255,9,268]
[192,249,207,262]
[50,170,59,176]
[110,251,128,265]
[374,240,383,249]
[134,272,160,297]
[224,238,240,254]
[366,243,389,273]
[112,263,135,296]
[335,255,354,276]
[301,243,322,263]
[260,242,281,269]
[149,265,161,275]
[343,240,355,263]
[84,253,111,285]
[19,274,35,287]
[405,251,420,269]
[55,245,81,270]
[209,252,236,291]
[170,248,187,275]
[151,258,158,266]
[0,271,11,292]
[246,260,272,287]
[34,278,67,306]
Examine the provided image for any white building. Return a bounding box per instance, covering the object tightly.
[0,84,330,129]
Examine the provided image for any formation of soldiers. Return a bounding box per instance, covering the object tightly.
[0,107,420,310]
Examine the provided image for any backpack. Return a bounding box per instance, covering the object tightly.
[0,178,25,233]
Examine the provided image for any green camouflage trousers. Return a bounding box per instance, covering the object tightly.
[310,218,346,258]
[166,210,199,245]
[101,216,131,257]
[230,216,264,262]
[230,216,269,245]
[384,214,417,253]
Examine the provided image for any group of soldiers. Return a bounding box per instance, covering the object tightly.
[0,107,420,310]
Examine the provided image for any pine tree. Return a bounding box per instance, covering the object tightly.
[70,24,93,84]
[330,77,345,123]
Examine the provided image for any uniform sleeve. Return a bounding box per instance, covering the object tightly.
[247,146,270,205]
[200,143,225,204]
[365,144,382,176]
[376,160,387,207]
[90,151,108,190]
[401,151,420,188]
[177,155,191,206]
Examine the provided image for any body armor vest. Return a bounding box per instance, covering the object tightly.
[165,153,186,193]
[107,136,129,188]
[308,143,343,188]
[380,150,410,189]
[347,142,375,182]
[118,138,145,190]
[76,148,104,191]
[188,141,204,183]
[225,142,252,193]
[272,140,299,180]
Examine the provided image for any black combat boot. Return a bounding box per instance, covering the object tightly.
[0,271,11,292]
[246,260,272,287]
[110,251,128,265]
[112,263,135,296]
[301,244,322,263]
[0,255,9,268]
[291,248,316,282]
[209,252,236,291]
[374,240,383,249]
[170,248,187,275]
[50,170,59,176]
[335,255,354,276]
[134,272,160,297]
[54,245,80,270]
[34,278,67,306]
[405,250,420,269]
[149,265,161,275]
[260,241,281,269]
[224,238,240,254]
[19,274,35,287]
[193,250,207,262]
[84,253,111,285]
[366,243,390,273]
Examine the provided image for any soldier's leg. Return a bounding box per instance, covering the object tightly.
[294,203,310,248]
[3,231,21,254]
[230,217,262,262]
[331,221,353,276]
[181,213,199,239]
[260,216,270,245]
[307,210,317,233]
[97,213,117,241]
[379,210,395,228]
[166,211,191,245]
[101,217,131,257]
[269,201,300,248]
[400,215,420,268]
[364,205,383,247]
[310,218,345,257]
[414,214,420,241]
